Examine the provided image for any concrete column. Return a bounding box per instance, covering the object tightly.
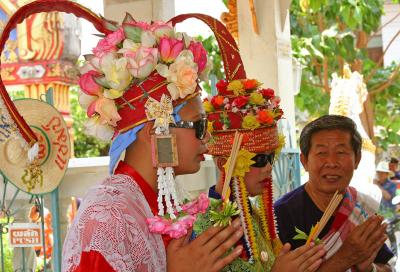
[104,0,175,22]
[237,0,296,147]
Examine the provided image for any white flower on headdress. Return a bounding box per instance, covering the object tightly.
[125,46,159,79]
[84,115,114,141]
[141,31,157,47]
[157,50,198,100]
[100,53,132,92]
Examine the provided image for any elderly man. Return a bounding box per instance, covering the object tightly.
[274,115,393,272]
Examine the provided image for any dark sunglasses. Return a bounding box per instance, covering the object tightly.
[252,152,275,168]
[170,116,208,140]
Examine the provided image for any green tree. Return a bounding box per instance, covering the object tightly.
[69,86,110,158]
[291,0,400,150]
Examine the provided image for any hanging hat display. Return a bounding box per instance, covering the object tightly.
[0,99,71,194]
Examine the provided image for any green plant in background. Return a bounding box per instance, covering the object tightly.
[1,233,14,272]
[290,0,400,151]
[196,35,225,95]
[70,86,110,158]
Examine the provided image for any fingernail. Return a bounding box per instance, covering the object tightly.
[235,245,243,254]
[235,229,243,237]
[232,219,241,228]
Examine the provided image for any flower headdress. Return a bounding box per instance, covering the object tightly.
[205,60,285,262]
[77,15,215,229]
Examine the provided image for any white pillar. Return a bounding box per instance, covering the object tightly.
[104,0,175,22]
[237,0,296,147]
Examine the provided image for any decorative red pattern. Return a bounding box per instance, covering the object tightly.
[262,179,277,240]
[0,0,109,146]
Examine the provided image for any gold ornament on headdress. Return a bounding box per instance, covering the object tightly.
[145,94,175,129]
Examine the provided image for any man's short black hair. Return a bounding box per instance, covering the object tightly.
[299,115,362,158]
[390,158,399,164]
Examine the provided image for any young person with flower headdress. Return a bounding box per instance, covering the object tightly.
[195,78,326,271]
[0,2,251,271]
[61,12,251,272]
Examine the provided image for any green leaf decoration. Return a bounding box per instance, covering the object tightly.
[123,12,136,24]
[100,15,119,32]
[123,25,143,43]
[292,225,321,245]
[209,200,240,227]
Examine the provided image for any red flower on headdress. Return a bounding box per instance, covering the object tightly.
[211,95,225,109]
[232,96,249,109]
[259,88,275,99]
[275,108,284,119]
[188,41,208,73]
[257,110,274,125]
[216,79,230,95]
[243,79,259,90]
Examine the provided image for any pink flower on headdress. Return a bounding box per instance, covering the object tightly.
[271,96,281,107]
[79,70,102,96]
[126,46,158,79]
[159,37,184,63]
[150,21,174,38]
[93,39,117,58]
[105,28,125,46]
[84,115,115,141]
[162,50,198,100]
[188,41,208,73]
[126,21,151,30]
[94,97,122,127]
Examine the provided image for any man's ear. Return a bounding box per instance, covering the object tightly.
[354,152,362,170]
[300,153,309,172]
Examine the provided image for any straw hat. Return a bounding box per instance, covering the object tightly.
[0,99,70,194]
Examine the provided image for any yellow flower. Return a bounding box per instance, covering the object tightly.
[203,100,214,113]
[207,120,214,134]
[249,92,265,105]
[274,133,286,157]
[242,115,260,130]
[224,149,256,177]
[227,80,245,96]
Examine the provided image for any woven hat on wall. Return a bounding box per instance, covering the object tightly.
[0,99,70,194]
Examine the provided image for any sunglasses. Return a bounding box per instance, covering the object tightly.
[252,152,275,168]
[170,116,208,140]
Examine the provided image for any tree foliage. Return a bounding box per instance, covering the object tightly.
[291,0,400,150]
[69,86,110,158]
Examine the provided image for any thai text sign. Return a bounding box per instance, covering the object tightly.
[8,223,42,247]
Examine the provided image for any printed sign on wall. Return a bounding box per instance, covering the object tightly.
[8,223,42,247]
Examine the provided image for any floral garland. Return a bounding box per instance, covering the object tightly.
[147,192,210,239]
[204,79,283,131]
[78,13,210,140]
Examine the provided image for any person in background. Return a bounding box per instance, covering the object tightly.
[275,115,393,272]
[374,161,397,214]
[389,157,400,181]
[199,77,325,271]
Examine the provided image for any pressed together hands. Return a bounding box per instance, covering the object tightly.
[167,216,388,272]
